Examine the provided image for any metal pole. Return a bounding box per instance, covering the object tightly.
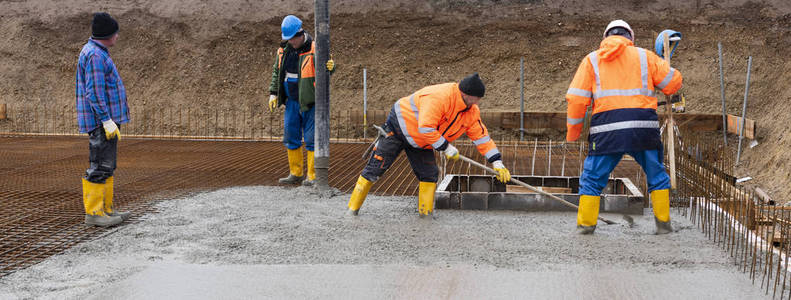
[736,56,752,165]
[314,0,331,190]
[363,68,367,139]
[520,57,525,141]
[718,42,728,145]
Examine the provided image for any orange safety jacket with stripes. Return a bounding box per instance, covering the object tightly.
[391,83,502,163]
[565,35,683,155]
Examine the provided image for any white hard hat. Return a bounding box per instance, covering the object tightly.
[603,20,634,41]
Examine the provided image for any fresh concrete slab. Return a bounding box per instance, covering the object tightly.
[0,186,770,299]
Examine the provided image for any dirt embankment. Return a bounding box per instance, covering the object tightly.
[0,0,789,197]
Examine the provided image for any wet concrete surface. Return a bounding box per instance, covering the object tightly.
[97,262,764,299]
[0,186,771,299]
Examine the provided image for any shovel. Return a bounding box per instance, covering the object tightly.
[457,154,619,225]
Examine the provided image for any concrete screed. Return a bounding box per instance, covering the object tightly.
[0,186,770,299]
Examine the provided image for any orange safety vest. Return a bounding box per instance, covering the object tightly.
[270,40,317,112]
[565,35,683,154]
[276,41,316,81]
[392,83,501,162]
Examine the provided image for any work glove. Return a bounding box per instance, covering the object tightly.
[443,144,459,161]
[492,160,511,183]
[268,94,278,112]
[102,119,120,141]
[326,59,335,72]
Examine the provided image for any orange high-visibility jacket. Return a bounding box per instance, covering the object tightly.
[566,35,683,155]
[391,83,501,162]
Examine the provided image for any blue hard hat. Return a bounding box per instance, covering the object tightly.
[654,30,682,59]
[281,15,303,40]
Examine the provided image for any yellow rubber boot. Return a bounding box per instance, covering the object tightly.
[104,177,131,221]
[418,182,437,217]
[576,195,600,234]
[83,179,105,216]
[651,189,673,234]
[347,176,373,216]
[104,176,114,214]
[82,178,122,227]
[279,147,304,184]
[302,150,316,186]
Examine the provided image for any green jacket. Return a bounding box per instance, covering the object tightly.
[268,34,320,112]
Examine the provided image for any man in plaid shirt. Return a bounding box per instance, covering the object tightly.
[75,12,130,227]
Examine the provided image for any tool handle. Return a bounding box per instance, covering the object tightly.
[662,31,678,189]
[362,125,388,159]
[372,124,387,137]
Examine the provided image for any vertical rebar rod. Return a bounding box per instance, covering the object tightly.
[752,193,759,283]
[773,210,785,298]
[736,56,752,165]
[763,200,773,292]
[718,42,728,145]
[168,104,173,138]
[241,105,247,138]
[723,188,736,257]
[363,68,367,139]
[41,105,46,134]
[744,189,751,273]
[561,143,566,176]
[547,139,552,176]
[512,142,518,174]
[161,104,166,137]
[738,192,744,263]
[520,57,525,141]
[531,138,537,176]
[782,211,791,299]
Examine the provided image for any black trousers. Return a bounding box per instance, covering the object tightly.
[361,121,438,183]
[85,125,118,184]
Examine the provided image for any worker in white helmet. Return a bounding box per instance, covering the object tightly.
[565,20,683,234]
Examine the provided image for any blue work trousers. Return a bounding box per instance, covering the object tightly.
[579,149,671,196]
[283,80,314,151]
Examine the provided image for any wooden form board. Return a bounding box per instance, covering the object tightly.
[505,185,572,194]
[726,114,756,140]
[348,110,739,132]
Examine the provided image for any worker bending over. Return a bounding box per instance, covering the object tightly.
[347,73,511,217]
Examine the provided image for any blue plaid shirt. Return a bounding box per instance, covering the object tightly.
[75,39,130,133]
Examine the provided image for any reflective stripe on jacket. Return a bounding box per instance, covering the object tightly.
[392,83,501,162]
[269,36,316,112]
[565,35,682,155]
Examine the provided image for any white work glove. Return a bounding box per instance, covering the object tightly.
[443,143,459,161]
[492,160,511,183]
[102,119,120,141]
[268,94,278,112]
